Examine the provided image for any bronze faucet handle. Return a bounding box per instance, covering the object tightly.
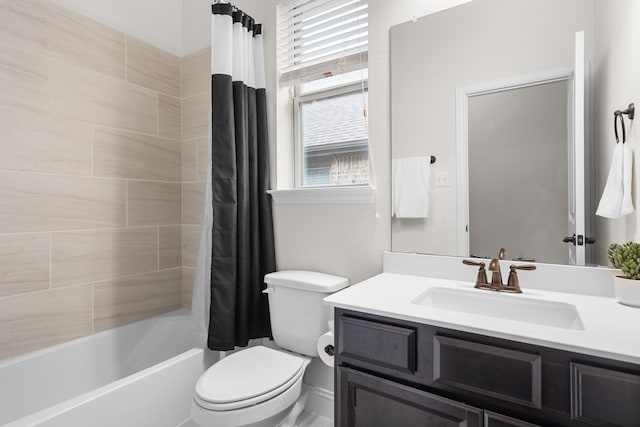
[462,259,488,288]
[506,264,537,293]
[512,264,537,271]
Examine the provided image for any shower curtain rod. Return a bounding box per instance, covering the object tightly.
[213,1,257,18]
[213,0,237,9]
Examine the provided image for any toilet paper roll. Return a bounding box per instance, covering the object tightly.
[316,331,335,367]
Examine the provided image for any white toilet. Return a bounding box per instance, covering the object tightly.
[191,270,349,427]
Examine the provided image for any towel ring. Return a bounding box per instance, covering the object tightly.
[614,112,626,144]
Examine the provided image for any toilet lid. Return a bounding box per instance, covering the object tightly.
[195,346,306,410]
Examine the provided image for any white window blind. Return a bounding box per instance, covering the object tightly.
[278,0,368,86]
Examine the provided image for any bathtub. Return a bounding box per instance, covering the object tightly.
[0,309,216,427]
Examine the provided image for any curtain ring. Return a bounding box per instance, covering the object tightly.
[614,111,626,144]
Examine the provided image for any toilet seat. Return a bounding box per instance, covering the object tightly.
[195,346,307,411]
[191,369,307,427]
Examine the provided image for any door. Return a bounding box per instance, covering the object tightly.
[337,367,483,427]
[566,30,589,265]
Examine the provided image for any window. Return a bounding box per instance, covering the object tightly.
[298,83,368,186]
[278,0,369,188]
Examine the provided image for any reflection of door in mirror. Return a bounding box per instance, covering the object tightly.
[466,81,569,264]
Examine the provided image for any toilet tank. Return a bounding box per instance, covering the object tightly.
[264,271,348,357]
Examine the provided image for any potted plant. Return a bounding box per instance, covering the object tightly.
[607,242,640,307]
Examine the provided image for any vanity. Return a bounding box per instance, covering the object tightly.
[325,253,640,426]
[359,0,640,424]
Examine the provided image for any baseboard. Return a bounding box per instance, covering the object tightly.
[304,385,334,419]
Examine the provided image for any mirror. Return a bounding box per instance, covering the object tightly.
[390,0,631,266]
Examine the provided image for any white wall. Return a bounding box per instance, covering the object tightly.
[594,0,640,264]
[182,0,215,56]
[51,0,184,56]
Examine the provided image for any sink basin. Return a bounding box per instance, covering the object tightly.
[412,287,584,330]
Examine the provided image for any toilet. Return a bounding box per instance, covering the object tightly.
[191,270,349,427]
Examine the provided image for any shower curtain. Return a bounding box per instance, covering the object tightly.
[192,3,276,351]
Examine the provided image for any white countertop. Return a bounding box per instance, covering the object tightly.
[324,272,640,365]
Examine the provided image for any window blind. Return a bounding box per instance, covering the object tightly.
[278,0,368,86]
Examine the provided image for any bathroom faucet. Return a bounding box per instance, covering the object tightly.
[463,248,536,293]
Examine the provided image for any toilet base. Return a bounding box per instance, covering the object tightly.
[192,404,293,427]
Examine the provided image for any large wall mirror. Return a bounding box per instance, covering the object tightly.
[390,0,634,266]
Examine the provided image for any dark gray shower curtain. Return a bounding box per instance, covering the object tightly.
[208,3,275,351]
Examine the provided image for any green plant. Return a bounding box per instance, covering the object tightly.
[608,242,640,280]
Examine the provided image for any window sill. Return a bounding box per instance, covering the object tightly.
[268,186,375,205]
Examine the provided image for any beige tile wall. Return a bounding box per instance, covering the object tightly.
[0,0,194,360]
[180,49,210,309]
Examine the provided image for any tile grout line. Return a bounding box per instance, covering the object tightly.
[92,123,181,142]
[91,283,95,334]
[0,103,179,143]
[157,226,161,271]
[1,267,186,302]
[180,47,185,283]
[194,134,199,182]
[91,125,95,176]
[48,232,53,290]
[125,180,129,227]
[0,168,181,183]
[124,35,128,83]
[47,57,52,114]
[0,224,182,237]
[0,281,95,301]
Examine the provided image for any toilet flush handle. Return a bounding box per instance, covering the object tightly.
[262,287,275,294]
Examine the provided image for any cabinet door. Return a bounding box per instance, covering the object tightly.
[484,411,540,427]
[337,367,482,427]
[571,362,640,426]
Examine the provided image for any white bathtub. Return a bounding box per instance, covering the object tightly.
[0,310,216,427]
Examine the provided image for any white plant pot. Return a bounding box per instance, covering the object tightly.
[613,276,640,307]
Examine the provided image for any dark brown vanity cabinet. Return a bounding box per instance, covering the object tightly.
[335,308,640,427]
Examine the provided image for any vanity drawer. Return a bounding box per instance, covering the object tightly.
[484,411,541,427]
[337,315,417,375]
[433,335,542,409]
[571,362,640,426]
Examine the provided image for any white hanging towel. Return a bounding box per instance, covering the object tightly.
[392,157,431,218]
[596,142,634,218]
